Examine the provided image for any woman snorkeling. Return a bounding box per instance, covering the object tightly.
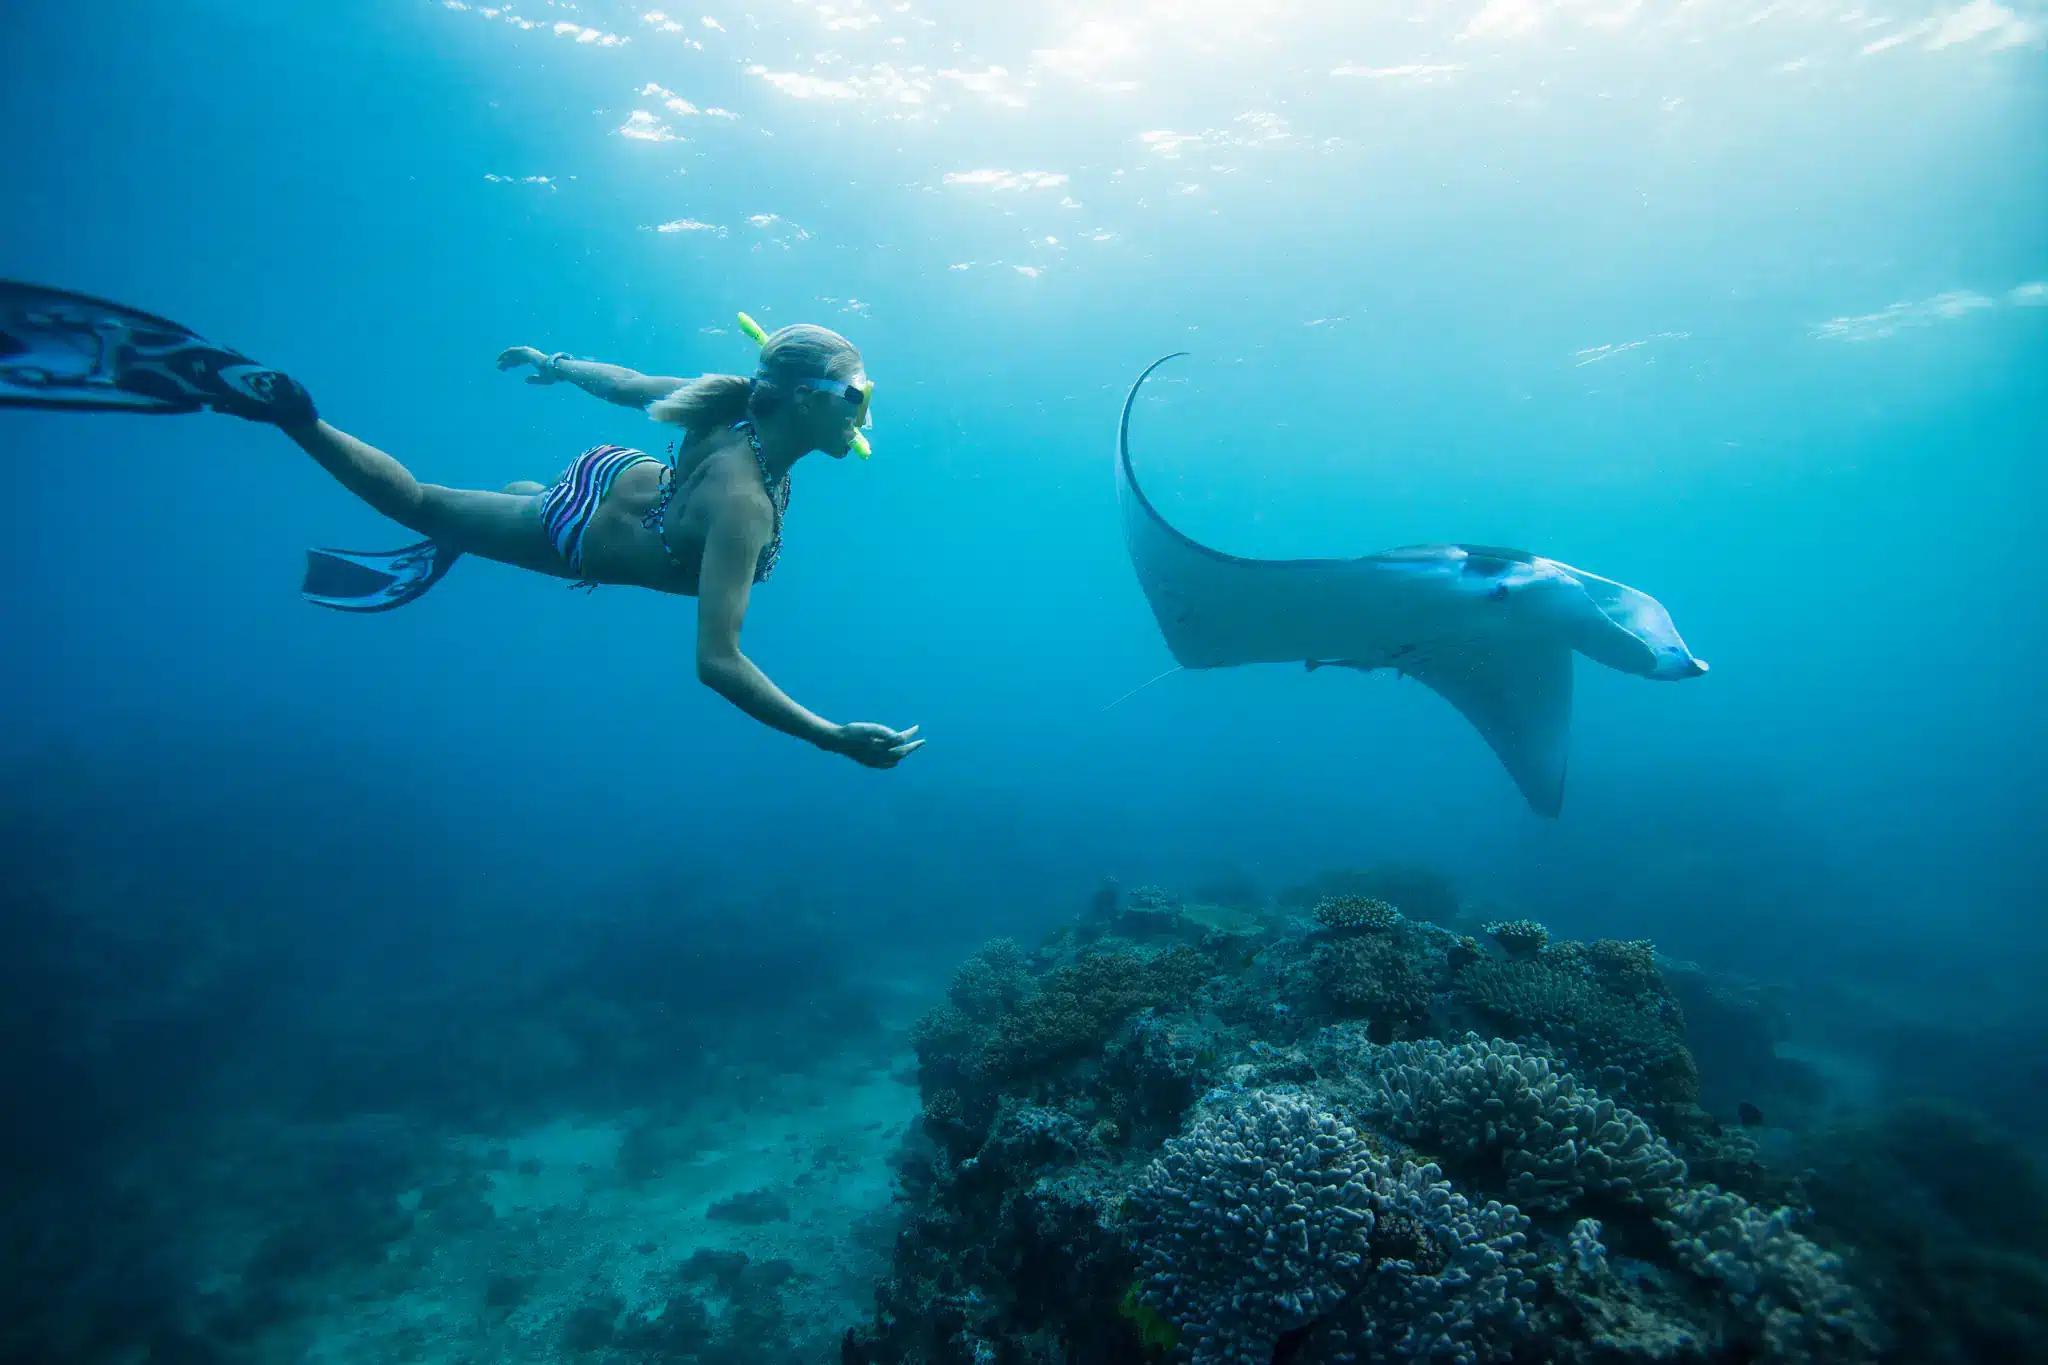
[0,280,922,769]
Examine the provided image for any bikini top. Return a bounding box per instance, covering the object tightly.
[644,420,788,584]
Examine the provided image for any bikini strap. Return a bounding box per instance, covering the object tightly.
[736,420,789,583]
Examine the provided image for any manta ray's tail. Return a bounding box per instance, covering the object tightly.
[1102,666,1184,713]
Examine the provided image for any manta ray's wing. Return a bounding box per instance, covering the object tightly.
[1115,353,1575,815]
[1116,353,1406,666]
[1398,641,1573,818]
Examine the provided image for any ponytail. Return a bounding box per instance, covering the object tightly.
[647,373,755,440]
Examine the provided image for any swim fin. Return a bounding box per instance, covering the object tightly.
[0,280,317,425]
[301,540,462,612]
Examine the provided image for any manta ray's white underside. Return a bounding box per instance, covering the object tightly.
[1115,354,1708,817]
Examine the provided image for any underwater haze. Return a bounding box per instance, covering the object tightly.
[2,2,2045,1363]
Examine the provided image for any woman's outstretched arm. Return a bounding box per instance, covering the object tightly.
[497,346,684,409]
[693,501,922,768]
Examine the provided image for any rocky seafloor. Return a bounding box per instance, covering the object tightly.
[7,871,2046,1365]
[841,880,2048,1365]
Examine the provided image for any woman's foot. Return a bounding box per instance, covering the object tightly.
[0,279,316,426]
[117,337,319,427]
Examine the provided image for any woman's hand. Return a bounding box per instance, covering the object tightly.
[496,346,559,384]
[827,722,924,769]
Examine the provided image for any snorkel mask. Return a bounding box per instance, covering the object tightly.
[736,311,874,459]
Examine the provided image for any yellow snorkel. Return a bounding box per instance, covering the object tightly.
[737,311,872,459]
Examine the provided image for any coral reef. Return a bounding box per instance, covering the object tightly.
[908,936,1224,1174]
[1281,863,1461,927]
[912,1002,978,1075]
[1311,935,1432,1038]
[1313,896,1404,934]
[1124,1094,1380,1362]
[1125,1091,1535,1365]
[980,948,1204,1081]
[1121,885,1186,932]
[1354,1034,1689,1213]
[1584,938,1660,995]
[1453,951,1701,1111]
[978,1102,1088,1172]
[1657,1186,1883,1363]
[922,1086,964,1130]
[1099,1011,1206,1148]
[54,738,2000,1365]
[848,883,1900,1365]
[1482,918,1552,957]
[946,938,1032,1022]
[1568,1217,1608,1276]
[1078,882,1211,947]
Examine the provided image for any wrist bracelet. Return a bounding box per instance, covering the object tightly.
[545,351,575,377]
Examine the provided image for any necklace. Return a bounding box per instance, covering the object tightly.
[739,421,790,582]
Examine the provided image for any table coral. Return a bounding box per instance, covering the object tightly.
[1482,919,1551,957]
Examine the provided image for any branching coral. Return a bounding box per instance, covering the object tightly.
[1583,939,1660,997]
[947,939,1032,1022]
[1124,1091,1533,1365]
[1311,936,1431,1033]
[1656,1186,1882,1364]
[1313,896,1404,934]
[1454,955,1700,1107]
[1146,945,1212,1006]
[1358,1036,1688,1212]
[1361,1036,1877,1360]
[922,1088,963,1127]
[980,951,1173,1080]
[912,1002,976,1068]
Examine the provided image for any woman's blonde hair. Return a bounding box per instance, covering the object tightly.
[648,322,864,441]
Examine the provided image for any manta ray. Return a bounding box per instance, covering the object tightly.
[1115,354,1708,817]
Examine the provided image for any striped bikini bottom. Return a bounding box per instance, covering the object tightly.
[538,443,660,578]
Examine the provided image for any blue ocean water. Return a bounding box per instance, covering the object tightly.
[2,3,2044,1362]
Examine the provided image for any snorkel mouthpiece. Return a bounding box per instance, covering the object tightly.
[736,311,871,458]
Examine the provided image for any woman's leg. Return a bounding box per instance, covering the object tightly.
[285,420,568,577]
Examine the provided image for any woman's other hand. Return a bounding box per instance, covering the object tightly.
[496,346,559,384]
